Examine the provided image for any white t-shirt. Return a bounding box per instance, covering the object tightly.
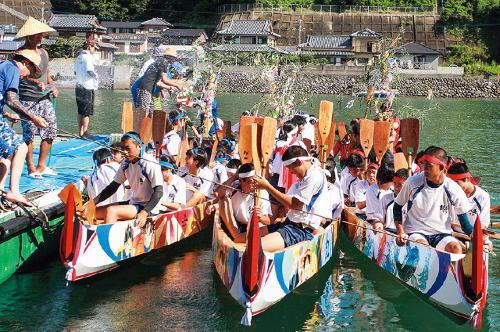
[138,58,155,77]
[340,167,356,198]
[212,162,228,186]
[160,174,186,211]
[286,164,329,229]
[453,185,490,229]
[75,51,98,90]
[180,166,215,200]
[380,192,406,230]
[87,162,125,206]
[351,179,370,214]
[161,130,181,158]
[114,153,163,212]
[366,183,394,222]
[231,190,272,225]
[327,181,344,220]
[394,172,470,235]
[301,122,315,143]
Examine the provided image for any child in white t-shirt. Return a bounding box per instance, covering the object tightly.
[159,157,186,212]
[161,109,186,164]
[366,164,394,231]
[179,147,214,207]
[351,162,378,218]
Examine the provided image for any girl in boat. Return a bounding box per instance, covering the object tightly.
[161,109,186,164]
[159,156,186,212]
[179,147,214,208]
[366,163,394,231]
[394,146,472,253]
[110,142,125,163]
[217,163,272,243]
[379,168,409,233]
[87,132,164,227]
[85,147,125,206]
[254,146,330,252]
[350,162,378,219]
[340,150,365,207]
[447,160,490,230]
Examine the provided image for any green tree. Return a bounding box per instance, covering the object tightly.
[441,0,474,22]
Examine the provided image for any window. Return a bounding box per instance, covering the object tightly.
[130,43,142,53]
[257,37,267,44]
[367,42,375,53]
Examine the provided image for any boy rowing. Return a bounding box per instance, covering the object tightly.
[394,146,472,253]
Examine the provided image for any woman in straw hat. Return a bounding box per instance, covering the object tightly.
[0,49,48,206]
[16,17,58,178]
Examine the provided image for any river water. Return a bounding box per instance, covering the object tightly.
[1,90,498,331]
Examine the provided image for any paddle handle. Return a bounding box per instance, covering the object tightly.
[407,151,413,176]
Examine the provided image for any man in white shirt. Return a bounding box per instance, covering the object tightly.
[74,40,98,138]
[394,147,472,253]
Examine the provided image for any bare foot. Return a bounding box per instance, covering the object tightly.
[4,191,32,206]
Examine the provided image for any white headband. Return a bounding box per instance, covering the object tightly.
[238,170,255,178]
[282,156,310,167]
[226,166,238,172]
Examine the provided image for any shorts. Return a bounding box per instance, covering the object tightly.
[267,218,314,248]
[137,89,154,117]
[408,232,458,251]
[75,85,95,116]
[21,99,57,142]
[0,115,24,159]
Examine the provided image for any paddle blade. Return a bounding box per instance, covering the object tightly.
[59,183,83,212]
[121,101,134,134]
[139,116,153,144]
[241,206,263,298]
[86,199,96,225]
[323,120,336,162]
[318,100,333,145]
[59,184,80,264]
[238,117,255,165]
[373,121,391,163]
[259,117,277,169]
[251,123,261,175]
[223,120,232,138]
[337,122,347,141]
[152,110,167,157]
[472,215,484,297]
[359,119,375,157]
[209,139,219,165]
[393,152,408,171]
[177,130,188,167]
[400,118,420,157]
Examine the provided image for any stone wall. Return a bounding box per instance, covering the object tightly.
[218,71,500,98]
[50,58,117,89]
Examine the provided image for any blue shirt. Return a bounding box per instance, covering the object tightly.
[0,60,20,115]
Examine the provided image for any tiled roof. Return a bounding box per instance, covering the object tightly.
[141,18,172,27]
[298,35,352,50]
[162,29,207,38]
[396,42,441,55]
[0,40,22,51]
[97,41,118,50]
[101,21,142,29]
[351,28,381,37]
[300,50,355,56]
[48,14,106,33]
[106,33,147,41]
[211,44,288,53]
[217,20,280,37]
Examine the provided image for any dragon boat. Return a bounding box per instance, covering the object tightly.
[342,207,489,329]
[0,136,108,285]
[212,210,340,325]
[60,184,215,282]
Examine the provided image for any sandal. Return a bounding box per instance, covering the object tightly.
[40,167,58,176]
[29,172,43,179]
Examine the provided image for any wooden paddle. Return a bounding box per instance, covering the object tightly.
[393,152,408,171]
[238,116,255,165]
[359,119,375,162]
[373,120,391,164]
[258,117,277,174]
[317,101,334,165]
[400,118,420,158]
[121,101,133,134]
[322,120,336,163]
[133,106,145,132]
[223,120,231,138]
[209,130,224,165]
[251,122,261,176]
[177,129,188,167]
[338,122,347,141]
[152,110,167,158]
[139,116,153,144]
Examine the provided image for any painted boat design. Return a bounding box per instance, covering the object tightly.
[213,211,339,324]
[342,207,488,329]
[60,194,215,282]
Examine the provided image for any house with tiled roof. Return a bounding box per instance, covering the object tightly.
[48,14,106,38]
[215,19,281,51]
[161,29,207,46]
[395,42,441,69]
[298,28,381,65]
[101,33,147,55]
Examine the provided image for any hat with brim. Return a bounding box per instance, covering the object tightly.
[15,16,56,40]
[15,49,41,77]
[163,48,178,58]
[83,40,100,50]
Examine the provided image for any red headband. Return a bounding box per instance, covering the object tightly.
[350,150,365,159]
[419,154,447,168]
[393,176,406,184]
[368,162,379,170]
[447,172,477,185]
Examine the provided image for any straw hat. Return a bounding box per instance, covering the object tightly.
[15,16,56,40]
[15,49,42,77]
[163,48,178,58]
